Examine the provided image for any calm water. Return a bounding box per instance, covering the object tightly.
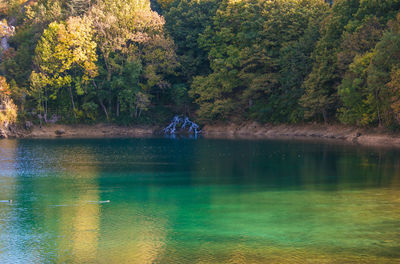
[0,138,400,263]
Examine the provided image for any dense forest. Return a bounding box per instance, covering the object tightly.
[2,0,400,129]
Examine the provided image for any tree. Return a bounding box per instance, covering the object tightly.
[162,0,220,81]
[301,0,360,123]
[66,0,94,17]
[302,0,400,123]
[367,14,400,127]
[191,0,328,122]
[88,0,178,121]
[30,16,98,119]
[337,52,376,126]
[336,18,384,126]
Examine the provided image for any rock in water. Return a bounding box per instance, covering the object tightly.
[55,129,66,136]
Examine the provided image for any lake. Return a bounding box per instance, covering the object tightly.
[0,138,399,263]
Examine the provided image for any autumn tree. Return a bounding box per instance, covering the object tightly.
[0,76,17,127]
[30,16,98,120]
[88,0,178,122]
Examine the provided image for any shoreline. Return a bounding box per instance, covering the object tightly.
[1,122,400,148]
[1,123,158,139]
[203,122,400,148]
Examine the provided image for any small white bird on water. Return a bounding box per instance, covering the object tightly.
[0,200,14,204]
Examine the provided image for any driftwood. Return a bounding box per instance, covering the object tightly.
[38,114,59,125]
[164,116,201,135]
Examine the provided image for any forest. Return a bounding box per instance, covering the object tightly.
[1,0,400,129]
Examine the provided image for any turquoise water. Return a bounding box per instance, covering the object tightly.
[0,138,400,263]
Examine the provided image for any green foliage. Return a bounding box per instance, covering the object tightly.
[2,0,400,129]
[162,0,220,81]
[301,0,360,123]
[338,52,376,126]
[190,0,328,122]
[303,0,400,123]
[88,0,179,121]
[337,12,400,128]
[367,17,400,127]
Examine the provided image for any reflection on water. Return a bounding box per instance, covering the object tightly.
[64,153,100,263]
[0,138,400,263]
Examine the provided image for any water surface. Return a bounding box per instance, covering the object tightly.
[0,138,400,263]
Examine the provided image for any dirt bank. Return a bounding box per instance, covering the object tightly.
[2,122,400,149]
[202,122,400,148]
[24,124,158,138]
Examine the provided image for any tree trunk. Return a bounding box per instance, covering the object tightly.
[108,96,112,117]
[98,97,109,120]
[375,89,382,127]
[68,86,76,118]
[92,80,109,120]
[322,109,328,124]
[105,58,112,116]
[44,87,48,118]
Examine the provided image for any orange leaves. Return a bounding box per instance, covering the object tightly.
[0,76,17,126]
[0,76,10,97]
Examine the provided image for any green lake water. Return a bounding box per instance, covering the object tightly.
[0,137,399,263]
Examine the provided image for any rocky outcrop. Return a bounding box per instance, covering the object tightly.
[0,124,21,138]
[0,21,15,57]
[0,126,6,138]
[1,37,9,51]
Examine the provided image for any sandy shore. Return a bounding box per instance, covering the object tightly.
[2,122,400,148]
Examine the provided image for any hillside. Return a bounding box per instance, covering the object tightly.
[1,0,400,131]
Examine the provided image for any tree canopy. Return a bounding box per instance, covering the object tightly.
[1,0,400,129]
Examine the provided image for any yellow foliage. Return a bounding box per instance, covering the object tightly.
[0,1,6,15]
[32,16,98,100]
